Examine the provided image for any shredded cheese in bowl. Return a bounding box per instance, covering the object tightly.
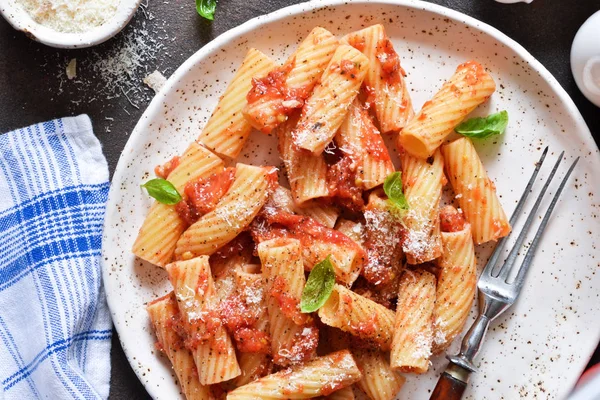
[0,0,140,48]
[16,0,120,33]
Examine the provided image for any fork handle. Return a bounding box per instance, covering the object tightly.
[430,363,471,400]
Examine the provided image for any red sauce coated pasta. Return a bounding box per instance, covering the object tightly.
[154,155,180,179]
[175,167,236,225]
[440,205,468,233]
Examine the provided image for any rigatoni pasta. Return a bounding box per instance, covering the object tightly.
[251,210,365,285]
[198,48,276,158]
[174,163,274,259]
[391,269,436,374]
[277,112,331,204]
[165,256,240,384]
[323,386,355,400]
[293,44,369,155]
[362,191,404,286]
[441,137,511,244]
[400,147,444,264]
[243,27,339,133]
[267,185,339,228]
[335,99,395,190]
[146,293,212,400]
[318,284,395,350]
[433,205,477,354]
[232,352,273,388]
[397,60,496,159]
[132,142,224,267]
[342,24,414,133]
[353,348,406,400]
[257,238,318,366]
[226,350,362,399]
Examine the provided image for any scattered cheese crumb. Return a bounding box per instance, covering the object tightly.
[143,70,167,93]
[66,58,77,80]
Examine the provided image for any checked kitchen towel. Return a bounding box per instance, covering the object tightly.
[0,115,111,399]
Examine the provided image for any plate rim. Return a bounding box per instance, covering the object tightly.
[101,0,598,398]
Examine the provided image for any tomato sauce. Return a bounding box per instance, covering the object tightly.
[457,60,487,86]
[154,155,180,179]
[234,328,271,354]
[376,38,402,84]
[362,85,377,109]
[269,276,310,325]
[247,65,291,105]
[339,59,361,80]
[346,35,366,52]
[219,292,271,354]
[440,205,468,233]
[361,115,392,162]
[180,310,224,350]
[255,208,364,255]
[175,168,236,226]
[352,312,380,339]
[327,156,364,212]
[246,61,312,133]
[274,324,319,366]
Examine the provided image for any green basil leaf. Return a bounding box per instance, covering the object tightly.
[141,178,182,205]
[196,0,216,20]
[301,255,336,313]
[383,171,409,212]
[455,110,508,139]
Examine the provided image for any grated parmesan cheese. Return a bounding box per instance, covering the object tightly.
[66,58,76,80]
[17,0,120,33]
[143,70,166,93]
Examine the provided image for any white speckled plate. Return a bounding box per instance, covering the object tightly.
[101,1,600,399]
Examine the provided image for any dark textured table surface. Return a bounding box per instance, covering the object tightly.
[1,0,599,398]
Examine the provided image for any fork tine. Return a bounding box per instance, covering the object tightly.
[496,151,565,281]
[512,157,580,289]
[482,147,549,277]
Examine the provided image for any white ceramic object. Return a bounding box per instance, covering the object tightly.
[0,0,141,48]
[494,0,532,4]
[102,1,600,399]
[571,11,600,107]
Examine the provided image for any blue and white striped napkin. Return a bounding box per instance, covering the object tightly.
[0,115,112,399]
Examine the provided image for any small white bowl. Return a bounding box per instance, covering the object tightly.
[0,0,142,49]
[571,10,600,107]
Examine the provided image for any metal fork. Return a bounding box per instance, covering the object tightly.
[430,148,580,400]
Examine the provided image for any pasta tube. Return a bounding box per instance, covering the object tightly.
[198,48,276,158]
[390,269,436,374]
[293,45,369,156]
[243,27,339,133]
[335,100,395,190]
[227,350,362,399]
[342,24,414,133]
[232,352,273,388]
[432,205,477,354]
[165,256,240,384]
[353,348,405,400]
[147,293,213,400]
[441,137,511,244]
[362,191,403,286]
[268,185,339,228]
[397,60,496,158]
[174,163,274,259]
[318,284,395,350]
[277,112,330,204]
[258,238,318,366]
[400,148,444,264]
[132,142,224,267]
